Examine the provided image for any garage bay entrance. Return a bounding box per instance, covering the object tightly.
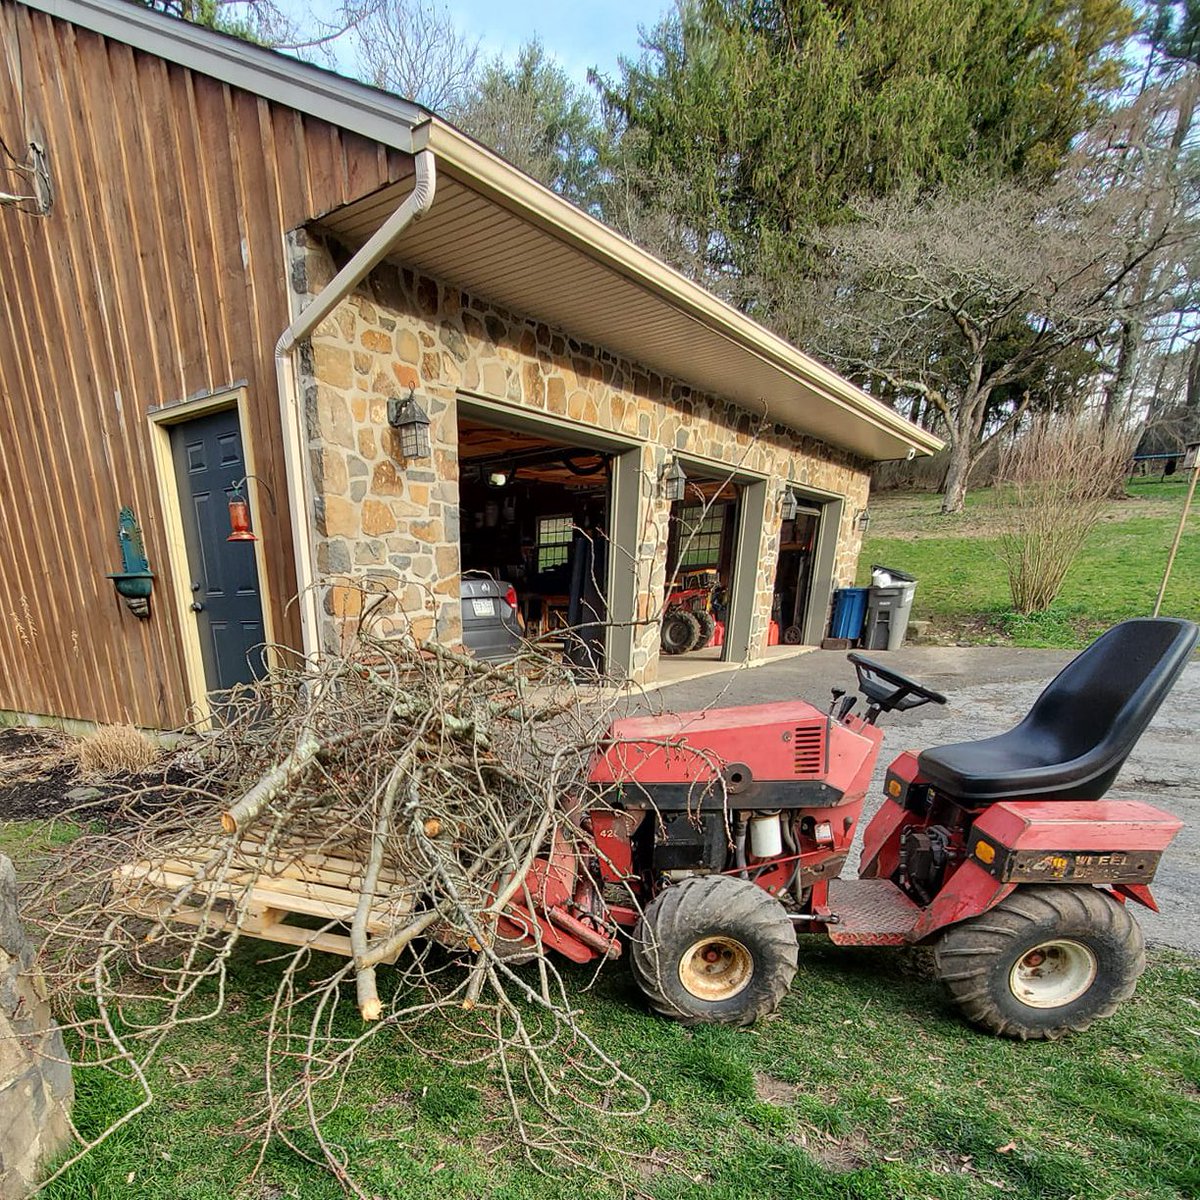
[457,412,612,673]
[772,503,822,645]
[663,472,742,662]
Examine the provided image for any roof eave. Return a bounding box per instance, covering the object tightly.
[20,0,429,152]
[426,120,945,461]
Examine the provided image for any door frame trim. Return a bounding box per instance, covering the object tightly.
[147,386,277,719]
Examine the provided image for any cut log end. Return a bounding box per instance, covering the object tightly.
[360,998,383,1022]
[422,818,441,838]
[220,813,237,835]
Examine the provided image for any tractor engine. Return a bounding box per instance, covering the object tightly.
[585,701,883,902]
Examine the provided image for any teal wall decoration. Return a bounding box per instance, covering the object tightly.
[106,506,155,618]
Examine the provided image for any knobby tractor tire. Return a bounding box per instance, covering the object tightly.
[661,610,702,655]
[631,875,798,1026]
[934,885,1145,1041]
[692,609,717,649]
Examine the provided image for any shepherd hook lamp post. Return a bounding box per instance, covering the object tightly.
[225,476,277,543]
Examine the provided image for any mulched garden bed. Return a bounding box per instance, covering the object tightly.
[0,729,84,821]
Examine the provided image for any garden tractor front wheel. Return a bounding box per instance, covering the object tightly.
[693,609,717,649]
[631,875,798,1026]
[934,885,1145,1040]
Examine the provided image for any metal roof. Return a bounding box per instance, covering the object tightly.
[16,0,944,462]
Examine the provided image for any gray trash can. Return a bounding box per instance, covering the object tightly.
[864,565,917,651]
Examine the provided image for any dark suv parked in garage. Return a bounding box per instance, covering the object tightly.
[460,573,524,661]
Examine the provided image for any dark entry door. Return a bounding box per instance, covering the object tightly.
[170,408,265,692]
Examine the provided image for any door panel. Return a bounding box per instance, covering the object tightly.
[170,408,265,692]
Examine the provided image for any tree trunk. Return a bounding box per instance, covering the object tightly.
[940,436,972,514]
[1103,317,1143,427]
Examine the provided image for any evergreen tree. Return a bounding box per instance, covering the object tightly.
[597,1,1137,296]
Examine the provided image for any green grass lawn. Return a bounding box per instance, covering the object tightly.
[35,934,1199,1200]
[856,480,1200,647]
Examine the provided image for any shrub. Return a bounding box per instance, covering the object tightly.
[996,414,1135,614]
[74,724,160,778]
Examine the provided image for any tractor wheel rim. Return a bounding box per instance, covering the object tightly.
[678,935,754,1002]
[1008,938,1098,1009]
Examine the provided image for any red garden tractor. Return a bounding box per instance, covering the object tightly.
[660,569,725,654]
[496,618,1196,1039]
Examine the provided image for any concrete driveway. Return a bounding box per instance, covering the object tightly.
[653,646,1200,956]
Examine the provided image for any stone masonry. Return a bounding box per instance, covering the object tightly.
[0,856,73,1199]
[289,229,871,681]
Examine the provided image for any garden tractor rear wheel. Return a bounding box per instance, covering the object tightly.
[661,610,702,655]
[934,885,1144,1040]
[631,875,798,1026]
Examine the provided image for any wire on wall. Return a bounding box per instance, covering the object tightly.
[0,7,51,215]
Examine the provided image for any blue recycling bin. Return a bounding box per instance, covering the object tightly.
[830,587,870,640]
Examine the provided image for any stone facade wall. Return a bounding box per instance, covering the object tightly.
[290,229,871,680]
[0,856,73,1198]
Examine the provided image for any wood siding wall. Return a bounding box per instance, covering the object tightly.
[0,2,411,726]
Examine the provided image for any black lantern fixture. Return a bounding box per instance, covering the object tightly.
[660,457,688,503]
[855,508,872,535]
[779,487,799,522]
[387,390,431,460]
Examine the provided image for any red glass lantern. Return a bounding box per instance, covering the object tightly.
[227,487,257,542]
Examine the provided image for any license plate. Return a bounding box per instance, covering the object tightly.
[471,598,495,617]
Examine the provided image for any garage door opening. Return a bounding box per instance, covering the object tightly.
[458,414,611,672]
[772,503,822,645]
[662,473,741,661]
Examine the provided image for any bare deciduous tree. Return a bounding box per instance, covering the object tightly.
[351,0,480,112]
[139,1,381,59]
[809,172,1190,514]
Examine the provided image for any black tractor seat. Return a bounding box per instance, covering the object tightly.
[917,618,1198,804]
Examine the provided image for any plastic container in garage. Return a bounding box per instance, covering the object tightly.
[830,587,870,641]
[864,565,918,651]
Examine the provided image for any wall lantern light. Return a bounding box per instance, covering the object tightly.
[487,470,509,488]
[106,506,154,619]
[660,457,688,503]
[387,390,431,460]
[780,487,799,522]
[855,508,872,535]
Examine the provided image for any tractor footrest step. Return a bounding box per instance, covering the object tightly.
[825,879,921,946]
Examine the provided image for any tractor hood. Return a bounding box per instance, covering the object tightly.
[589,702,877,802]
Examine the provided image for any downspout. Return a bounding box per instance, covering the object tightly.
[275,146,437,662]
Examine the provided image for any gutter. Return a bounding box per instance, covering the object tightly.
[275,146,437,662]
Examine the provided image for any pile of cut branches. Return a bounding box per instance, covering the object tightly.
[27,632,648,1194]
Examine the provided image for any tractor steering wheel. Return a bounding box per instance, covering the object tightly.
[847,652,947,716]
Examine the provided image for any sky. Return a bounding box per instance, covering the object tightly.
[441,0,659,86]
[295,0,665,92]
